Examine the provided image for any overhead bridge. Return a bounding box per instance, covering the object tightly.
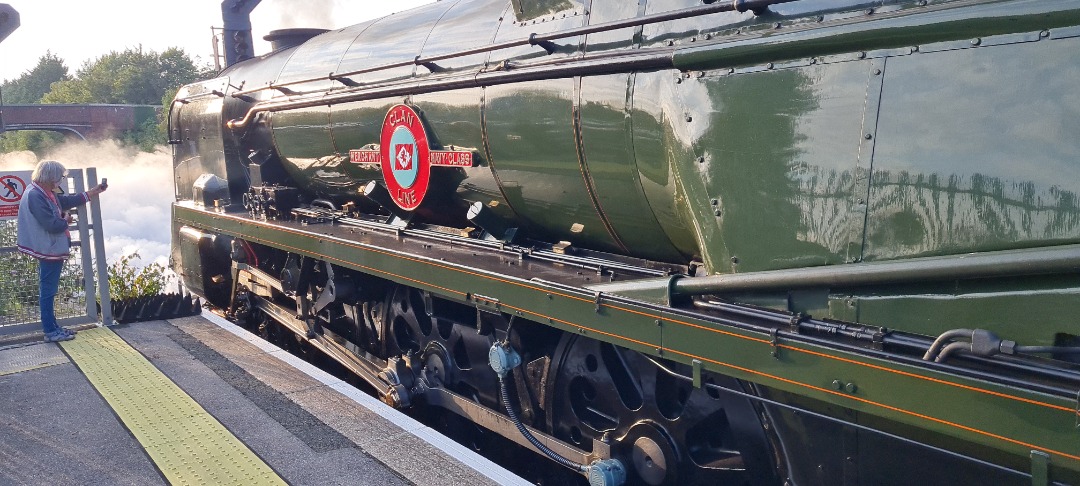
[0,104,159,140]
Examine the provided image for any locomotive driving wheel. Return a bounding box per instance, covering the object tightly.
[382,286,501,403]
[547,334,780,486]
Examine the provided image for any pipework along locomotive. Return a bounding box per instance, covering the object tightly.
[169,0,1080,484]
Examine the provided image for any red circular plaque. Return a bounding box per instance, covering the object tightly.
[379,104,431,211]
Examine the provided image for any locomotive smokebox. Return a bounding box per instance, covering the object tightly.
[264,28,328,52]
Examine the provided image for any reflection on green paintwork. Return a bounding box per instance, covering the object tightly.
[870,38,1080,258]
[510,0,577,22]
[674,61,863,273]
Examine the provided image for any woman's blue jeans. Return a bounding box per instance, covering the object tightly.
[39,259,63,335]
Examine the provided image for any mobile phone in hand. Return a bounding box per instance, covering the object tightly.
[100,178,108,190]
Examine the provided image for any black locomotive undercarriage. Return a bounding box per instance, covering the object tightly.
[172,195,1078,486]
[223,242,782,486]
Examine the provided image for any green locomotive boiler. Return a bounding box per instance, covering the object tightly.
[169,0,1080,484]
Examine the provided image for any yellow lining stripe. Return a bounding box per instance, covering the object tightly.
[61,327,285,486]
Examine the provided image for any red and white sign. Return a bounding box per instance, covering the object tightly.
[348,104,475,211]
[0,171,31,220]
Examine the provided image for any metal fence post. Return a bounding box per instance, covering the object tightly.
[71,169,98,323]
[86,167,111,325]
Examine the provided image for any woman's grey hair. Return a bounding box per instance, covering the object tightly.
[31,160,68,185]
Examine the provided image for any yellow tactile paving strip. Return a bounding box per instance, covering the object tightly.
[60,327,286,486]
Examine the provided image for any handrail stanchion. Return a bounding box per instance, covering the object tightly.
[86,168,111,325]
[71,168,98,322]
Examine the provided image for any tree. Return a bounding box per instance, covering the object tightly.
[159,48,204,95]
[0,51,70,103]
[0,127,65,155]
[42,46,203,105]
[5,46,211,153]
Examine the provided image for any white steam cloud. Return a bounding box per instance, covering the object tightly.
[0,141,174,270]
[271,0,335,29]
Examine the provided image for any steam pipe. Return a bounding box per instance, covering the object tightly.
[934,341,974,363]
[672,244,1080,296]
[228,0,797,99]
[689,299,1080,395]
[923,329,974,361]
[227,50,672,129]
[1016,346,1080,354]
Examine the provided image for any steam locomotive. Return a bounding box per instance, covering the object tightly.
[168,0,1080,484]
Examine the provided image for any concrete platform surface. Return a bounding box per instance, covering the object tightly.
[0,313,529,486]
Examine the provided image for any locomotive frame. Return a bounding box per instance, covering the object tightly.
[170,0,1080,484]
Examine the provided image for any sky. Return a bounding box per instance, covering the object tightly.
[0,0,436,82]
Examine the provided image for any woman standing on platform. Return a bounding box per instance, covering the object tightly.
[16,160,107,342]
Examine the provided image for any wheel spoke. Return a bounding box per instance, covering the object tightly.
[548,334,778,485]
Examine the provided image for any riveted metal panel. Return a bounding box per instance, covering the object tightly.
[172,79,229,202]
[579,73,684,261]
[639,0,751,50]
[848,57,886,263]
[583,0,644,53]
[335,2,455,85]
[677,60,869,273]
[484,79,621,252]
[273,23,377,92]
[412,88,514,222]
[416,0,506,75]
[629,70,702,264]
[490,0,585,67]
[867,37,1080,261]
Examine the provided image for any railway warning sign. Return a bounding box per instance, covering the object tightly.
[0,171,31,220]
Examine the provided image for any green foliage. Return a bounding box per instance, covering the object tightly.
[0,222,30,316]
[0,51,70,103]
[42,47,200,105]
[108,252,173,301]
[0,129,66,155]
[4,47,210,154]
[121,116,166,152]
[0,52,72,154]
[0,221,86,322]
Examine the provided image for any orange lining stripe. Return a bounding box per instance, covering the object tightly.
[178,210,1072,414]
[516,295,1080,464]
[664,347,1080,463]
[781,344,1075,413]
[216,220,466,299]
[501,303,658,350]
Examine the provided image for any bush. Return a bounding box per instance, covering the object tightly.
[108,251,173,300]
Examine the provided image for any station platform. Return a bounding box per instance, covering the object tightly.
[0,314,530,486]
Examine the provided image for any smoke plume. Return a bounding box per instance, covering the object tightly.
[270,0,335,29]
